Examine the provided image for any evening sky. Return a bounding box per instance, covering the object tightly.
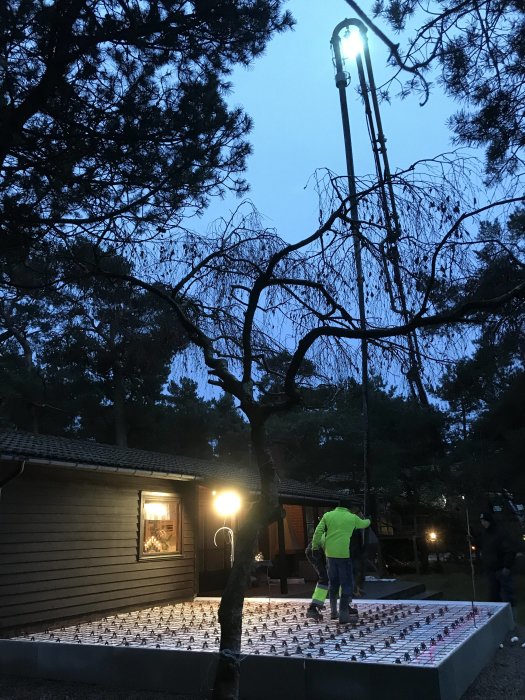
[202,0,460,241]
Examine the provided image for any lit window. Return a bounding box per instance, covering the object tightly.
[139,492,182,559]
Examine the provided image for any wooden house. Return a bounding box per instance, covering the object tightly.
[0,430,339,632]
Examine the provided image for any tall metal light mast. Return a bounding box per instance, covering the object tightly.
[331,18,429,518]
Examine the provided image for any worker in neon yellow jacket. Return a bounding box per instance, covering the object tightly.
[312,499,370,623]
[305,534,328,620]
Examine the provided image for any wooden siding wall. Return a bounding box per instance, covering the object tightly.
[0,463,197,631]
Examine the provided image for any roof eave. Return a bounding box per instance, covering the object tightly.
[0,454,200,482]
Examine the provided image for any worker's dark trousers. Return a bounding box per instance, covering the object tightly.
[326,557,353,600]
[487,569,515,607]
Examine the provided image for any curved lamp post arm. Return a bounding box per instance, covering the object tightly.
[214,525,235,568]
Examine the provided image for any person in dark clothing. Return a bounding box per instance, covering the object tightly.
[479,511,516,607]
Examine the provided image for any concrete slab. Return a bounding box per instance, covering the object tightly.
[304,656,441,700]
[239,654,307,700]
[2,598,514,700]
[37,643,217,696]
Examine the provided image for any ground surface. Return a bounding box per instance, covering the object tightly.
[461,623,524,699]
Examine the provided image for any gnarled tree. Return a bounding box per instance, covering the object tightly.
[80,159,524,698]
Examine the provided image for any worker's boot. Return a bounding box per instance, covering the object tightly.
[348,605,359,621]
[306,604,322,621]
[329,595,338,620]
[338,595,350,624]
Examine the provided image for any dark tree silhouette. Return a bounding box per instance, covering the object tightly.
[0,241,189,442]
[0,1,293,250]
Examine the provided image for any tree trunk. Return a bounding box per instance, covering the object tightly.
[212,420,280,700]
[14,331,40,433]
[461,401,468,441]
[211,514,260,700]
[113,366,128,447]
[30,403,40,434]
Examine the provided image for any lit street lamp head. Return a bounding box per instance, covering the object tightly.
[331,18,368,88]
[214,490,241,518]
[341,28,364,61]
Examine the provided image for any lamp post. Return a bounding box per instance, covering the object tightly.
[213,490,241,568]
[427,529,439,564]
[330,19,430,521]
[462,495,478,626]
[330,19,370,518]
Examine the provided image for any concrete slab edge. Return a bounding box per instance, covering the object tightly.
[436,603,515,700]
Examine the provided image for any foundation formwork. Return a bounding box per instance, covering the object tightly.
[1,598,514,700]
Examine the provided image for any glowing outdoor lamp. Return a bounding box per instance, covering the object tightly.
[213,490,241,518]
[213,490,241,568]
[341,28,364,61]
[428,530,438,543]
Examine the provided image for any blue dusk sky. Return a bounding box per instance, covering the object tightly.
[202,0,463,242]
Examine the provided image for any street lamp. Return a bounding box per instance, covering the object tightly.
[428,530,438,543]
[213,490,242,568]
[330,18,370,518]
[331,20,430,525]
[340,27,365,61]
[331,19,429,412]
[213,490,241,518]
[426,529,441,571]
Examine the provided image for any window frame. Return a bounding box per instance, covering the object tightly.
[138,491,183,561]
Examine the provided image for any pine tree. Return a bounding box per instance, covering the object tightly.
[0,1,293,249]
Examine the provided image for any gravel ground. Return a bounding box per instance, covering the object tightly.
[0,626,523,699]
[0,679,196,699]
[461,624,525,700]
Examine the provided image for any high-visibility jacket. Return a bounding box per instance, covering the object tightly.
[312,507,370,558]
